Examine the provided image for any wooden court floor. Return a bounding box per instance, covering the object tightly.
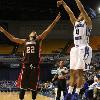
[0,92,54,100]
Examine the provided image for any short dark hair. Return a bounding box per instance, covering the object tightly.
[85,6,96,19]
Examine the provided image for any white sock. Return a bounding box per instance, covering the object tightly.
[68,86,74,94]
[75,88,81,94]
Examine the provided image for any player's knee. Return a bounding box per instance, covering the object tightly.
[70,70,75,82]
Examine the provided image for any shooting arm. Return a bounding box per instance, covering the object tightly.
[0,26,26,44]
[38,13,61,40]
[61,0,77,25]
[75,0,92,28]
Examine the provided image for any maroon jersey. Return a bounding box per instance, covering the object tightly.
[24,39,41,65]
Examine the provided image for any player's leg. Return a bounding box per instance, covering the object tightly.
[56,88,61,100]
[56,79,66,100]
[65,47,77,100]
[19,88,25,100]
[72,45,92,99]
[76,69,84,93]
[69,47,77,92]
[19,64,29,100]
[30,66,39,100]
[75,46,87,90]
[31,90,37,100]
[62,79,67,97]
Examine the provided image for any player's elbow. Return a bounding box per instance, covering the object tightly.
[14,38,25,44]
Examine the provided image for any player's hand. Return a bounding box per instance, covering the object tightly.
[0,26,5,33]
[57,0,63,7]
[55,12,61,22]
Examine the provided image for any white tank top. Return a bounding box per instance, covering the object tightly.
[73,20,92,46]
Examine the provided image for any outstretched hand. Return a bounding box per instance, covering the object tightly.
[57,0,63,7]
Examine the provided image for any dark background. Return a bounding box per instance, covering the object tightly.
[0,0,99,20]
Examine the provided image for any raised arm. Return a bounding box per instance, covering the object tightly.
[0,26,26,44]
[75,0,92,28]
[57,0,77,25]
[37,13,61,40]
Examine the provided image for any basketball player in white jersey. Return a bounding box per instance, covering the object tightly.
[57,0,95,99]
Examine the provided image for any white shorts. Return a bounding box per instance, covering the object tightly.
[70,45,92,70]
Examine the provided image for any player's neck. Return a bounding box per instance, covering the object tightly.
[59,66,63,69]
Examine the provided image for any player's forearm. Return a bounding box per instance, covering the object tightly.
[2,29,17,42]
[45,18,59,32]
[62,1,72,15]
[39,22,56,40]
[40,14,60,40]
[2,29,25,44]
[75,0,92,27]
[62,1,76,25]
[74,0,84,13]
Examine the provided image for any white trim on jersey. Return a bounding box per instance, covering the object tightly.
[26,41,36,45]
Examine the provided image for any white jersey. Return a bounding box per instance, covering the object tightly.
[56,67,68,78]
[73,20,92,46]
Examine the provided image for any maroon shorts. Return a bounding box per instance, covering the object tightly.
[16,63,40,90]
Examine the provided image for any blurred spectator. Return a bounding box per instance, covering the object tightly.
[52,60,68,100]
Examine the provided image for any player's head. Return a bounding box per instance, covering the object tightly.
[29,31,37,40]
[59,60,64,68]
[78,7,96,21]
[86,7,96,19]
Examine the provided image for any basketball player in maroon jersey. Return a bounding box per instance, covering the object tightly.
[0,13,61,100]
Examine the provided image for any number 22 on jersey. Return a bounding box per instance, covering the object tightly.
[27,46,35,53]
